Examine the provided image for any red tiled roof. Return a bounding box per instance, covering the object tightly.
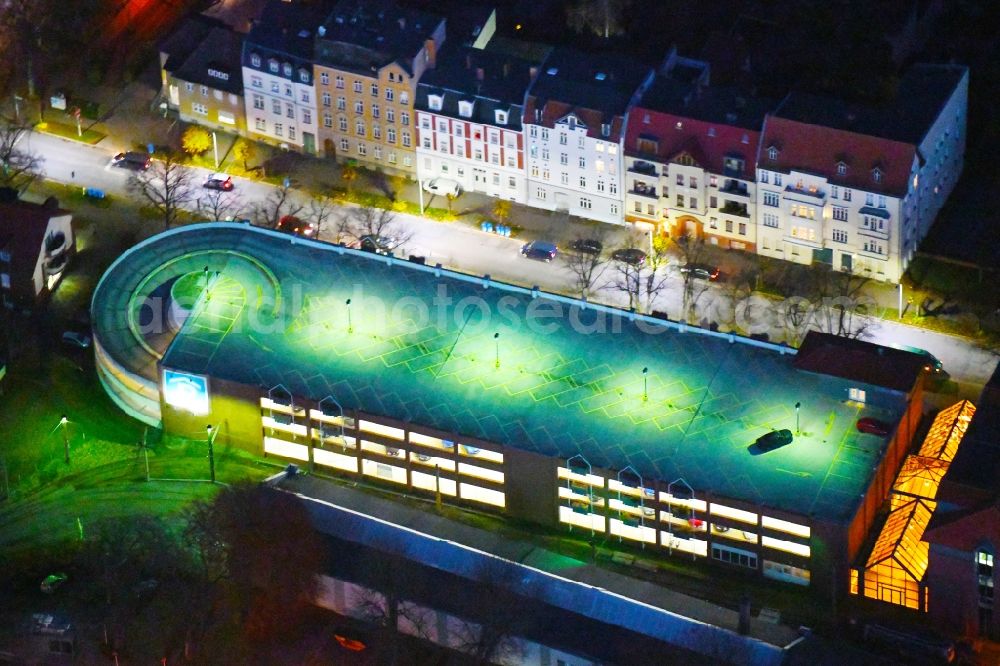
[924,503,1000,552]
[624,107,760,178]
[759,115,917,197]
[523,97,625,142]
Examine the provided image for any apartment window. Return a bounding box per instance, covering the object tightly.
[689,176,698,188]
[529,126,538,138]
[301,90,310,103]
[790,226,816,241]
[403,156,412,167]
[353,80,362,93]
[386,108,395,123]
[634,201,641,213]
[255,117,266,130]
[402,132,411,147]
[340,138,349,151]
[541,129,549,141]
[322,92,331,107]
[843,188,852,202]
[192,102,208,116]
[323,112,332,128]
[272,100,281,114]
[866,193,875,206]
[690,198,698,209]
[288,126,296,141]
[458,101,473,118]
[357,143,367,156]
[251,54,261,68]
[559,132,567,145]
[763,192,779,207]
[878,195,887,208]
[837,162,847,176]
[873,169,883,184]
[767,147,778,160]
[774,174,783,186]
[283,63,292,77]
[531,165,539,178]
[725,220,733,233]
[372,125,381,140]
[831,185,839,199]
[832,206,848,221]
[579,156,586,169]
[388,151,396,164]
[676,173,684,186]
[610,182,617,195]
[371,83,378,97]
[270,81,279,94]
[863,240,884,255]
[401,111,409,126]
[760,171,769,184]
[496,110,508,124]
[356,120,365,136]
[709,217,717,229]
[337,97,346,111]
[373,145,381,160]
[372,104,380,119]
[738,222,747,235]
[251,76,262,89]
[386,88,395,102]
[978,550,994,605]
[832,229,848,243]
[354,101,363,114]
[421,135,431,149]
[339,116,347,132]
[790,204,815,219]
[286,103,294,119]
[611,203,619,215]
[253,94,264,110]
[335,75,344,89]
[559,153,567,165]
[536,187,547,200]
[274,122,283,137]
[320,72,329,85]
[428,95,442,111]
[302,111,311,125]
[676,194,684,207]
[580,197,592,209]
[710,196,718,208]
[597,180,605,192]
[543,169,550,181]
[284,84,292,98]
[387,128,396,143]
[579,176,586,188]
[508,176,516,189]
[400,91,408,105]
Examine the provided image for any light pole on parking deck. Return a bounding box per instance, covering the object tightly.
[795,402,801,435]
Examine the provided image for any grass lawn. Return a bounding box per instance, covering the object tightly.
[35,119,105,145]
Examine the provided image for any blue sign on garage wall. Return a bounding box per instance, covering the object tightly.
[162,370,209,415]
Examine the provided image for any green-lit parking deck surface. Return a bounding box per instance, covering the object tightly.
[96,223,902,523]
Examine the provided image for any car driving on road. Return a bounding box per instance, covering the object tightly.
[680,263,720,280]
[111,151,150,171]
[276,215,317,237]
[520,240,558,262]
[203,173,234,191]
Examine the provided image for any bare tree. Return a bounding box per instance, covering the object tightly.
[810,265,874,339]
[251,180,303,229]
[641,233,673,313]
[354,553,433,666]
[128,151,195,230]
[339,204,413,254]
[304,194,338,238]
[606,257,643,310]
[566,0,631,39]
[198,188,243,222]
[564,232,609,298]
[455,559,531,665]
[673,232,714,323]
[0,121,44,192]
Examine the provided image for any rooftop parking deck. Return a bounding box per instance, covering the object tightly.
[94,223,905,523]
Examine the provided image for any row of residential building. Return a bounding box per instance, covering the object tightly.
[159,0,968,283]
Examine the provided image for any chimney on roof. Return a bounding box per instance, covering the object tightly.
[476,67,485,81]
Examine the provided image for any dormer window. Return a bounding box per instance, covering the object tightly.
[298,68,309,83]
[675,121,683,131]
[251,53,261,68]
[767,146,778,160]
[458,100,474,118]
[707,127,716,137]
[741,134,749,144]
[872,167,883,183]
[643,113,650,124]
[282,63,292,77]
[495,109,508,125]
[601,123,610,137]
[268,58,279,73]
[837,162,848,176]
[428,94,443,111]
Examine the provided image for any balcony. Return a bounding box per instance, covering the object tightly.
[720,180,749,197]
[628,160,659,177]
[630,183,658,199]
[784,184,825,200]
[719,201,749,217]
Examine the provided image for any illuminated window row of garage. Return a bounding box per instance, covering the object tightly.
[259,393,506,509]
[557,457,813,585]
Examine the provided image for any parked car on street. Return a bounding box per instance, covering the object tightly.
[611,248,646,266]
[568,238,603,256]
[423,178,461,197]
[856,417,891,436]
[277,215,317,237]
[111,151,150,171]
[41,573,69,594]
[520,240,558,262]
[680,263,720,280]
[359,235,397,255]
[749,429,793,454]
[61,330,91,349]
[203,173,234,191]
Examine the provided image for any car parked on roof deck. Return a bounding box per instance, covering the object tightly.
[749,429,793,454]
[856,417,890,437]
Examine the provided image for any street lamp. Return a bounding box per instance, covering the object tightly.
[59,415,70,464]
[212,131,219,169]
[205,424,218,483]
[642,367,649,402]
[346,298,353,333]
[494,332,500,369]
[795,402,801,435]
